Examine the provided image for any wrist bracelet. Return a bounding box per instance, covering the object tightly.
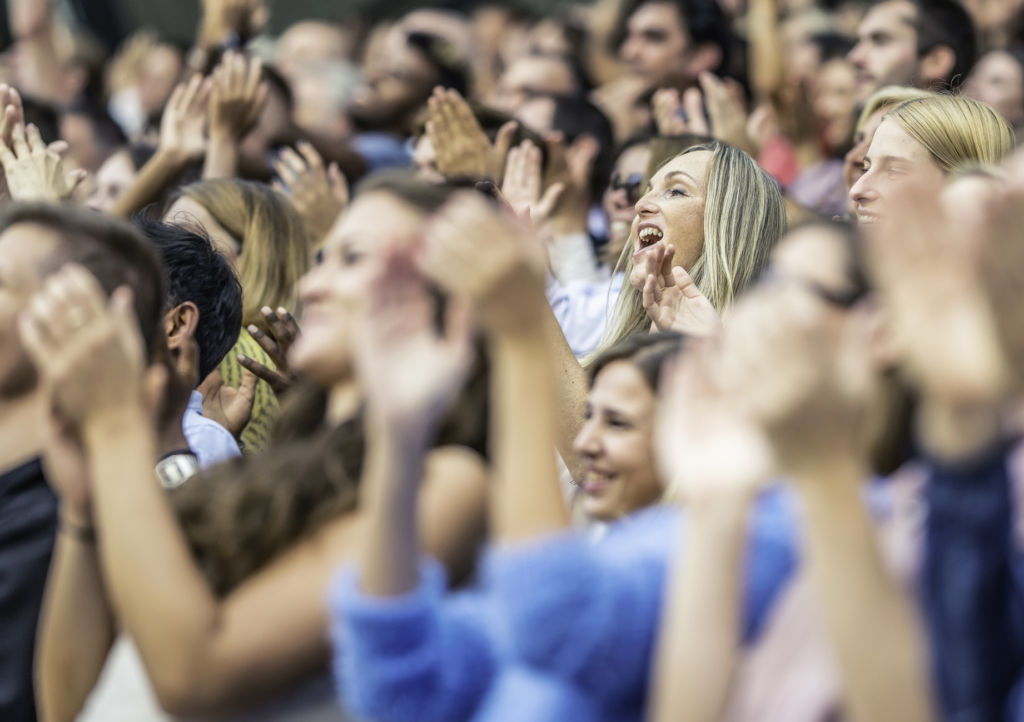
[61,516,97,544]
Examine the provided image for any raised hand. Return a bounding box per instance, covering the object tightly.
[642,260,720,337]
[500,139,564,224]
[865,179,1010,407]
[355,245,473,438]
[427,86,517,180]
[159,74,213,164]
[272,142,349,246]
[197,367,258,439]
[17,265,158,427]
[208,51,267,141]
[422,191,548,337]
[656,341,774,504]
[717,284,874,477]
[978,173,1024,389]
[238,306,300,395]
[0,122,86,201]
[652,75,755,154]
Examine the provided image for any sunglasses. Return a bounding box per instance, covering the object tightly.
[609,172,645,204]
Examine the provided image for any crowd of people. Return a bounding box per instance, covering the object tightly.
[2,0,1024,719]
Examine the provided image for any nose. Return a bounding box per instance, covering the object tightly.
[297,263,329,307]
[848,167,877,207]
[847,41,866,69]
[634,189,658,216]
[621,37,639,63]
[573,417,602,459]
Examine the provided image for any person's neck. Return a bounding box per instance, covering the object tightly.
[0,392,45,473]
[326,381,361,426]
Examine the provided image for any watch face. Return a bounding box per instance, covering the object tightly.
[156,454,200,490]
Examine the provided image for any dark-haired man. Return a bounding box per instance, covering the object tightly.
[0,204,167,722]
[617,0,733,90]
[136,219,244,468]
[849,0,977,102]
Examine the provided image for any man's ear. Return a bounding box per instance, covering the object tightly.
[919,45,956,86]
[685,43,722,80]
[163,302,200,351]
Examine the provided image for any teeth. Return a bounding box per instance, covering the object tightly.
[638,227,664,245]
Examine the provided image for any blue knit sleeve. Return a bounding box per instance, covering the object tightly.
[328,559,498,722]
[481,494,796,709]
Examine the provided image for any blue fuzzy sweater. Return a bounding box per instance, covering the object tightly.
[329,489,797,722]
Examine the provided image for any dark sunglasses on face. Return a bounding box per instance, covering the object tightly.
[609,172,645,204]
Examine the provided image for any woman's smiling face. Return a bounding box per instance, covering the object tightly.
[573,360,661,521]
[288,192,422,386]
[631,150,712,272]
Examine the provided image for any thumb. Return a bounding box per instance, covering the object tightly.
[66,169,88,195]
[671,265,702,297]
[494,120,518,158]
[537,182,565,219]
[328,162,349,205]
[197,367,224,397]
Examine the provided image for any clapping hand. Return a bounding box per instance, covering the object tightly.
[354,244,474,441]
[423,191,548,337]
[159,74,214,164]
[208,51,267,141]
[273,141,349,246]
[427,86,517,181]
[637,243,720,336]
[500,139,564,225]
[0,122,87,201]
[198,367,258,439]
[238,306,301,395]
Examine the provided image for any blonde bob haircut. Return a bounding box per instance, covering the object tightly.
[856,85,936,133]
[592,140,786,360]
[885,95,1014,172]
[177,179,313,334]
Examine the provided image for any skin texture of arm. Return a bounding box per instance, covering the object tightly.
[539,299,589,482]
[649,493,753,722]
[203,132,239,180]
[488,328,571,543]
[110,149,192,218]
[35,531,115,722]
[793,458,935,722]
[79,403,486,717]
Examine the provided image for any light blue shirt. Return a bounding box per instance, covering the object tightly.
[547,271,624,358]
[182,391,241,469]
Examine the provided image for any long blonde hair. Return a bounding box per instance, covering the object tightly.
[177,179,312,333]
[594,140,786,358]
[885,95,1014,172]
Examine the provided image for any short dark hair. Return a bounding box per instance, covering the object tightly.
[909,0,977,86]
[550,96,616,200]
[0,203,165,357]
[615,0,733,76]
[61,99,127,156]
[406,31,469,97]
[136,218,243,381]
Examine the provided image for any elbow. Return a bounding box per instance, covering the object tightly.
[150,662,229,718]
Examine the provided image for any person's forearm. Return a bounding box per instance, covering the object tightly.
[747,0,784,103]
[110,149,190,218]
[204,134,238,179]
[539,300,589,479]
[650,494,751,722]
[83,407,223,708]
[489,325,570,543]
[358,419,429,596]
[35,528,115,722]
[795,462,934,722]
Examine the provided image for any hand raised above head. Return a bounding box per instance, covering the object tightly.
[421,190,547,337]
[208,51,267,141]
[427,86,516,181]
[273,141,349,246]
[159,74,213,164]
[355,245,474,439]
[0,122,87,201]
